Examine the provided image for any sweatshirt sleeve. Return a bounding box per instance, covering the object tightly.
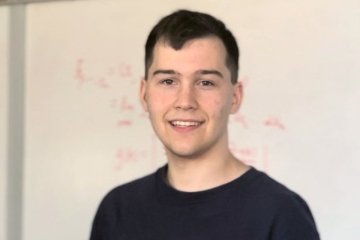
[89,191,120,240]
[270,193,320,240]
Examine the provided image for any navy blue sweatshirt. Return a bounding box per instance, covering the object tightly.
[90,166,320,240]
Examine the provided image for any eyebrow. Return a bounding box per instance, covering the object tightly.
[152,69,224,78]
[196,70,224,78]
[152,69,178,76]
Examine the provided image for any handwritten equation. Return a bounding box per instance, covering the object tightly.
[75,58,134,89]
[230,143,269,171]
[231,112,286,131]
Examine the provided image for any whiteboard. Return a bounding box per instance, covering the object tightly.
[23,0,360,240]
[0,6,9,240]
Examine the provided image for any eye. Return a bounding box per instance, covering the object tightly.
[160,78,175,85]
[199,80,215,87]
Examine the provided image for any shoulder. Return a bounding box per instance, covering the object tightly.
[100,169,158,207]
[245,169,314,217]
[245,168,308,204]
[245,168,320,239]
[90,168,160,240]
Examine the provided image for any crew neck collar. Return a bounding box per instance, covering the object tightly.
[155,164,259,205]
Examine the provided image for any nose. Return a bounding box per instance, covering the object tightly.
[174,84,198,111]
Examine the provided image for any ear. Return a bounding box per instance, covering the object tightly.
[230,82,243,114]
[139,78,149,112]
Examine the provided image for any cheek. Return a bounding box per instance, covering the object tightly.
[146,90,172,114]
[206,95,233,117]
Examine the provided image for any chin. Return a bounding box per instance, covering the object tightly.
[165,145,207,160]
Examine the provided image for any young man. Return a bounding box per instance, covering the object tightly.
[90,10,320,240]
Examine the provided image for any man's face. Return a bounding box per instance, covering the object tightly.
[140,36,242,160]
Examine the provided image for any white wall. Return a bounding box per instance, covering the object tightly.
[0,6,9,240]
[2,0,358,239]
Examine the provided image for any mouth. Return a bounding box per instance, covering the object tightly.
[168,119,205,132]
[170,120,203,127]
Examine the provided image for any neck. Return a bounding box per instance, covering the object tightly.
[166,150,249,192]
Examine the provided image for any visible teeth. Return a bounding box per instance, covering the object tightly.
[171,121,200,127]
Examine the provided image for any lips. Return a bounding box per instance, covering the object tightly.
[169,120,204,128]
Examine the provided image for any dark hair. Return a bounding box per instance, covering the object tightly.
[144,9,240,84]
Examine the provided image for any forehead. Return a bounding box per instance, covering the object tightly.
[150,37,228,73]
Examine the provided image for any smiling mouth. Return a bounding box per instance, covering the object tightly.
[170,120,203,127]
